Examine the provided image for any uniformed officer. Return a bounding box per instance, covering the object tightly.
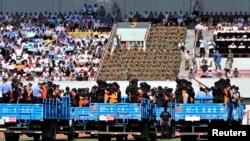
[0,78,12,103]
[160,106,171,139]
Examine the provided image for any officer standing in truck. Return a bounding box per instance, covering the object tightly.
[160,106,171,139]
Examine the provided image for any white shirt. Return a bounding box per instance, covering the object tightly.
[199,39,206,48]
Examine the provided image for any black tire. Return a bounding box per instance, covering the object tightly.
[74,133,79,138]
[150,133,157,141]
[34,134,40,141]
[180,136,188,141]
[97,122,106,141]
[67,128,75,141]
[42,121,57,141]
[181,135,197,141]
[90,134,96,138]
[4,133,20,141]
[170,122,176,138]
[142,121,149,141]
[116,136,124,141]
[105,135,112,141]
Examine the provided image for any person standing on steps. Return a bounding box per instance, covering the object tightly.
[185,50,190,70]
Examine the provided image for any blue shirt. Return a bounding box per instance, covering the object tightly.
[195,91,213,103]
[1,82,12,94]
[32,86,43,97]
[214,53,221,63]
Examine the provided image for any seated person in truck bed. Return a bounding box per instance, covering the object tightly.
[125,79,138,103]
[195,87,213,103]
[104,83,119,103]
[231,86,242,107]
[78,88,90,107]
[136,82,151,103]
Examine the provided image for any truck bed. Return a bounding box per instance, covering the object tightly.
[0,104,43,125]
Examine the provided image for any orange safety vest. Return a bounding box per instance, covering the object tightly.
[40,85,47,99]
[104,92,118,103]
[223,88,232,104]
[182,90,187,98]
[78,97,89,107]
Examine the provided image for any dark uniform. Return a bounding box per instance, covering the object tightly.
[160,107,171,139]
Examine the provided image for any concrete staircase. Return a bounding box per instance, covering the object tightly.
[178,29,214,78]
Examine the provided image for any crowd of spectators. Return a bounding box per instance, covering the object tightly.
[0,3,117,82]
[1,1,250,81]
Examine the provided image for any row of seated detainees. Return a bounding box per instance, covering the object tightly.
[1,79,242,109]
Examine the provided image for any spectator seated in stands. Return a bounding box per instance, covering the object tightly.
[199,56,212,73]
[188,68,195,79]
[0,7,113,82]
[233,67,239,78]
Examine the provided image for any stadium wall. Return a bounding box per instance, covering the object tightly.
[0,0,249,15]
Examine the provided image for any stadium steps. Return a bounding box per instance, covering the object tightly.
[178,29,196,78]
[178,30,215,78]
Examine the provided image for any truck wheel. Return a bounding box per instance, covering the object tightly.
[74,133,79,138]
[116,136,124,141]
[34,134,40,141]
[150,133,157,141]
[42,121,57,141]
[142,122,149,141]
[90,134,96,138]
[181,136,188,141]
[170,122,176,138]
[181,135,197,141]
[67,128,75,141]
[4,133,20,141]
[105,135,112,141]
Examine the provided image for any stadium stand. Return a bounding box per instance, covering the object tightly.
[97,24,186,81]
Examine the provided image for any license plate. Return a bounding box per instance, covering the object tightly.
[185,115,200,121]
[79,116,87,119]
[99,115,115,121]
[0,119,5,125]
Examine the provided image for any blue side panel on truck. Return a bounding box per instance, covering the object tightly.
[72,107,89,124]
[88,103,143,121]
[175,103,228,121]
[43,96,71,120]
[0,104,43,122]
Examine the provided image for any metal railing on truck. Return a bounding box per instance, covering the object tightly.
[0,96,72,133]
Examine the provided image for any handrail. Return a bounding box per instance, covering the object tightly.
[143,22,151,51]
[94,23,117,81]
[192,78,209,89]
[247,110,250,125]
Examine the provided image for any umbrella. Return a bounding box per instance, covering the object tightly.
[6,31,15,37]
[79,69,87,73]
[26,32,36,38]
[55,26,65,31]
[24,45,37,52]
[68,35,74,38]
[65,47,74,52]
[53,55,62,61]
[44,39,53,43]
[74,38,81,42]
[15,64,26,69]
[7,65,15,70]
